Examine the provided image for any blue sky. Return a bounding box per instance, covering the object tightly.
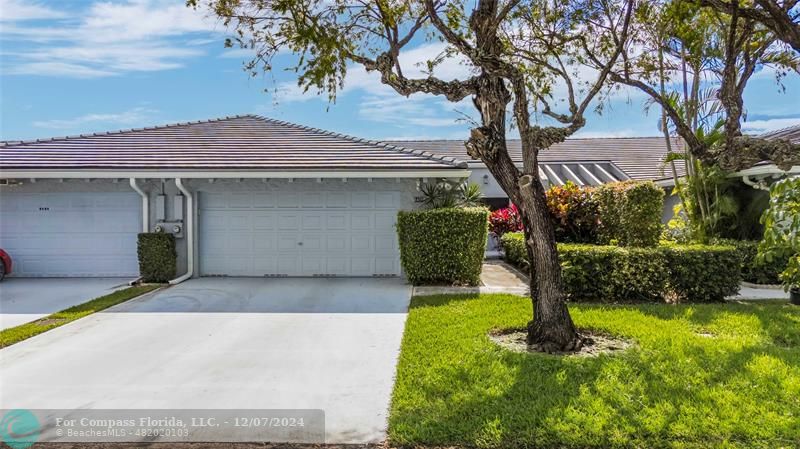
[1,0,799,142]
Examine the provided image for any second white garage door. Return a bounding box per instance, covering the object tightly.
[199,189,401,277]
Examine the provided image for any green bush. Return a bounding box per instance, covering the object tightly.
[501,233,665,302]
[595,180,664,247]
[500,232,528,270]
[662,244,741,302]
[715,239,787,284]
[502,232,739,303]
[137,233,177,283]
[397,207,489,286]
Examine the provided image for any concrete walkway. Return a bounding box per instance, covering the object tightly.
[729,284,790,301]
[413,261,528,296]
[0,278,130,330]
[0,277,411,444]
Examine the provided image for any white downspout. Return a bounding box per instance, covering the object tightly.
[170,178,194,284]
[129,178,149,232]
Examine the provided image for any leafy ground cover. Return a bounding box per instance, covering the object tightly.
[389,294,800,449]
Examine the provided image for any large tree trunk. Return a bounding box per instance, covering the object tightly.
[467,74,582,352]
[519,178,582,352]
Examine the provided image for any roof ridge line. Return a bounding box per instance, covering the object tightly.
[250,115,469,169]
[0,115,253,148]
[758,122,800,138]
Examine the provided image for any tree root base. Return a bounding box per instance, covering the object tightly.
[489,328,633,357]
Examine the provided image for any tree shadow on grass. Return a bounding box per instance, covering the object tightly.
[390,296,800,449]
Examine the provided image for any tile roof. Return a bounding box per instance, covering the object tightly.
[0,115,467,171]
[759,123,800,144]
[384,137,685,181]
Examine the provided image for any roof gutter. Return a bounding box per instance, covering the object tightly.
[169,178,194,285]
[0,169,470,179]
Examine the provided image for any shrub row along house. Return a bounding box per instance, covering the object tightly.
[0,115,797,280]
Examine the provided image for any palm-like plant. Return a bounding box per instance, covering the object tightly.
[419,181,485,210]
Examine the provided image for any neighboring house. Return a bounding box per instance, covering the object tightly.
[0,115,468,278]
[389,124,800,219]
[385,137,686,221]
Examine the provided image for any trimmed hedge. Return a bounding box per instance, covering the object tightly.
[661,244,741,302]
[397,207,489,286]
[595,181,664,247]
[715,239,787,284]
[500,232,740,303]
[137,233,177,283]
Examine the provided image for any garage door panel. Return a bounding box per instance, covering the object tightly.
[277,191,299,208]
[278,214,299,230]
[301,257,323,275]
[326,234,348,251]
[375,258,397,275]
[302,214,323,230]
[252,233,276,251]
[351,236,373,252]
[227,214,250,230]
[351,214,372,230]
[301,234,323,251]
[375,192,399,208]
[0,192,140,277]
[199,189,401,277]
[351,258,374,275]
[375,235,397,252]
[277,233,299,250]
[277,256,299,274]
[326,192,348,208]
[252,213,275,230]
[252,192,275,208]
[301,192,324,208]
[374,212,396,228]
[350,192,373,208]
[203,193,229,209]
[253,257,277,274]
[326,214,348,230]
[326,257,348,275]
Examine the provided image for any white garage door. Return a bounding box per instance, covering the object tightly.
[0,192,141,277]
[199,189,401,277]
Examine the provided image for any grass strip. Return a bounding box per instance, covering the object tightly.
[0,284,161,348]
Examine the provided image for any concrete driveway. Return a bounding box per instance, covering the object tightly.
[0,277,411,444]
[0,277,130,330]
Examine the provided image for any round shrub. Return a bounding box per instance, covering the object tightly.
[595,180,665,247]
[397,207,489,286]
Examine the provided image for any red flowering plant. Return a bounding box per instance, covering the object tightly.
[489,204,523,237]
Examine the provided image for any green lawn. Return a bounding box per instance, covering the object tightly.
[0,284,161,348]
[389,294,800,449]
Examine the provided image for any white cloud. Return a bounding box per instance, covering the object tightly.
[0,0,65,21]
[741,117,800,133]
[3,0,219,77]
[5,61,116,78]
[32,107,159,129]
